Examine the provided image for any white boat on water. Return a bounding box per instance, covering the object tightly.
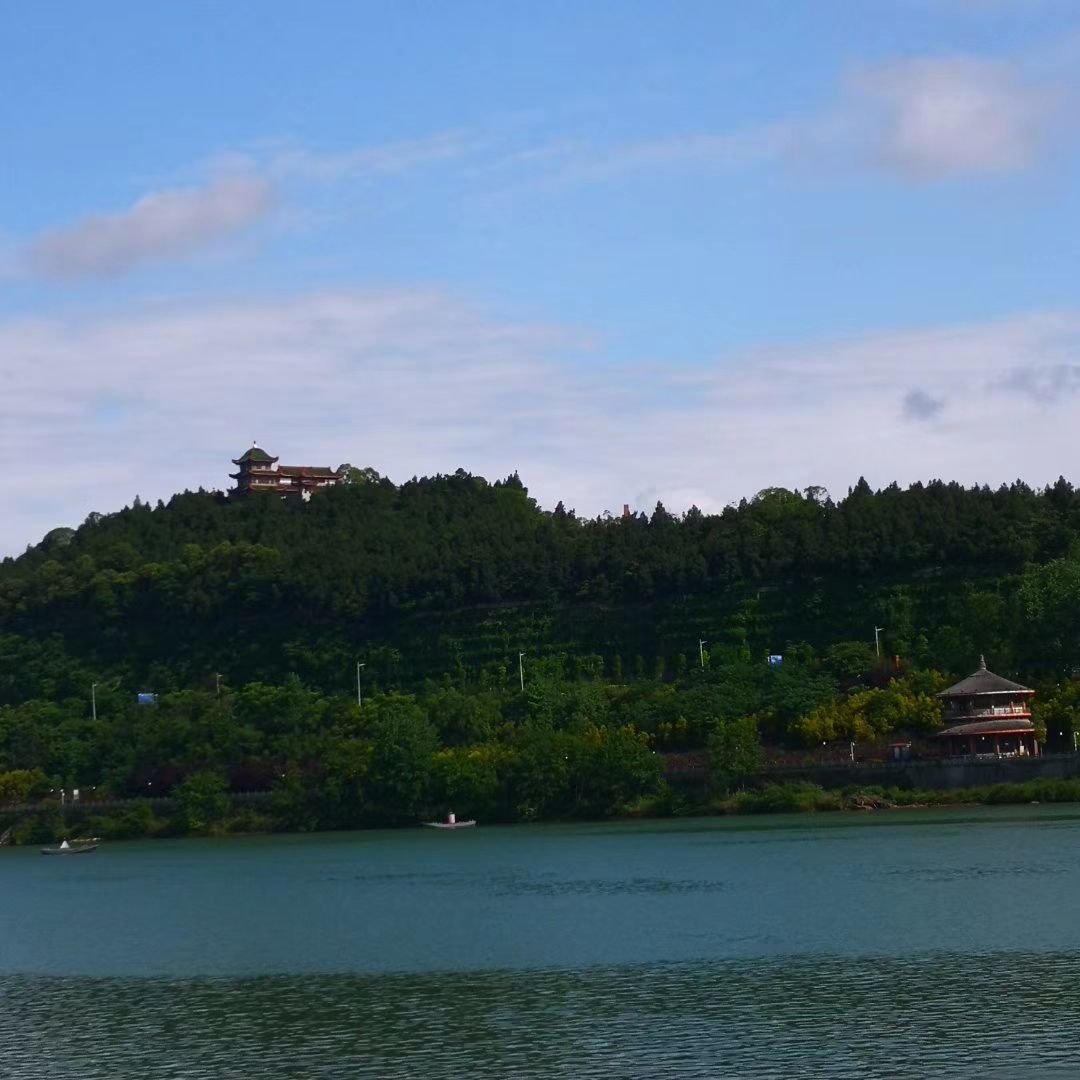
[41,839,98,855]
[423,811,476,830]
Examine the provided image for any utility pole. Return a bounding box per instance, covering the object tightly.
[698,639,708,670]
[874,627,885,658]
[518,652,525,693]
[215,673,222,697]
[91,682,98,723]
[356,662,366,709]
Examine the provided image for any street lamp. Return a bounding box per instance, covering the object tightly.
[91,682,98,723]
[356,661,366,709]
[698,639,708,670]
[874,626,885,658]
[519,652,526,693]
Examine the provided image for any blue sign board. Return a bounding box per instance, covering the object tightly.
[136,692,158,705]
[767,655,783,667]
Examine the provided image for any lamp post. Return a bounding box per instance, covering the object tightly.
[91,682,98,723]
[698,639,708,670]
[518,652,525,693]
[356,662,366,709]
[874,626,885,658]
[215,673,222,697]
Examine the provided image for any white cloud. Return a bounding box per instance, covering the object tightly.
[848,56,1054,177]
[25,173,275,279]
[4,292,1080,554]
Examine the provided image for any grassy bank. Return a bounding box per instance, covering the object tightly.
[7,776,1080,846]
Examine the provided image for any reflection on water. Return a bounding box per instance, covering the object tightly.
[490,872,728,896]
[3,955,1078,1079]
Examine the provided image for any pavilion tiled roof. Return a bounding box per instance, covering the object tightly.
[277,465,340,477]
[232,445,277,465]
[935,717,1036,738]
[936,657,1032,698]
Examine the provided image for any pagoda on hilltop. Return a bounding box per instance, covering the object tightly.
[933,657,1038,758]
[229,443,345,501]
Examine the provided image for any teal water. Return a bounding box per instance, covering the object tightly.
[3,808,1080,1077]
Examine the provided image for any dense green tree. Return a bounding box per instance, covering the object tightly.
[707,716,763,795]
[365,697,439,822]
[173,770,230,833]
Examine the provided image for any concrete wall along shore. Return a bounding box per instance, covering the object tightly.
[0,790,274,816]
[760,752,1080,791]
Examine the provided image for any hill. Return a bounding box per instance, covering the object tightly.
[4,469,1080,697]
[3,467,1080,830]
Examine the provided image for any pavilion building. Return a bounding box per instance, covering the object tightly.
[933,657,1038,758]
[229,444,345,501]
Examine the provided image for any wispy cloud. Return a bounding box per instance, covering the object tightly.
[525,126,790,186]
[269,130,484,183]
[4,293,1080,553]
[502,53,1062,187]
[25,173,275,279]
[1001,362,1080,402]
[18,48,1061,288]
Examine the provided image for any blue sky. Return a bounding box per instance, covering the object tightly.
[3,1,1080,552]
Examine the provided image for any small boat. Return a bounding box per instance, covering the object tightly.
[423,811,476,830]
[41,839,98,855]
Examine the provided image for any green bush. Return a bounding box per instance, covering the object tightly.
[722,781,842,814]
[12,808,64,845]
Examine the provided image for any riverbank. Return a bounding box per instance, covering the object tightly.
[630,776,1080,818]
[7,775,1080,845]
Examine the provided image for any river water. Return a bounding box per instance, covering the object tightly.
[3,807,1080,1078]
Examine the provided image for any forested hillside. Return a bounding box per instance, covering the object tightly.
[3,467,1080,827]
[5,468,1080,693]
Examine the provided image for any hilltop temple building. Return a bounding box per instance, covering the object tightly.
[229,444,345,501]
[933,657,1038,758]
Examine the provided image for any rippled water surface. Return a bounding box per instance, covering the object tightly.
[4,808,1080,1078]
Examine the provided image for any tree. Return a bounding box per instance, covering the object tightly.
[823,641,878,682]
[791,676,944,744]
[1021,557,1080,670]
[707,715,762,795]
[425,688,500,747]
[365,698,438,821]
[0,768,48,804]
[173,770,230,833]
[577,725,662,815]
[430,745,507,819]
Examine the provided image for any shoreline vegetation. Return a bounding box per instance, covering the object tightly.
[7,777,1080,847]
[7,469,1080,847]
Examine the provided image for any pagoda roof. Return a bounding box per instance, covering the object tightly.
[277,465,340,477]
[936,657,1032,698]
[934,717,1035,738]
[232,445,278,466]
